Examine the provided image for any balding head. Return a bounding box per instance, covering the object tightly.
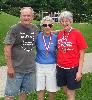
[20,7,34,17]
[20,7,34,26]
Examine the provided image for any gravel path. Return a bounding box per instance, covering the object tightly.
[0,53,92,97]
[0,66,7,97]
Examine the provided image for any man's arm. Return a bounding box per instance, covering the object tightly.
[4,45,15,78]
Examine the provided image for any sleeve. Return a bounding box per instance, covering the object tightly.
[4,27,17,45]
[32,25,40,40]
[76,31,88,50]
[35,34,38,45]
[36,24,41,32]
[35,32,40,46]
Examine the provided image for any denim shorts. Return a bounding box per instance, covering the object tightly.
[5,72,36,96]
[56,66,81,90]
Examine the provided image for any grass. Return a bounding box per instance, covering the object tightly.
[0,12,19,66]
[0,73,92,100]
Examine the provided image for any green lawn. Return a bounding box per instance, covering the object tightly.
[0,73,92,100]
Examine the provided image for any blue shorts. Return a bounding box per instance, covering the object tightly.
[5,72,36,96]
[56,66,81,90]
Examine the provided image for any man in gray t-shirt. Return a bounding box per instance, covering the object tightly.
[4,7,39,100]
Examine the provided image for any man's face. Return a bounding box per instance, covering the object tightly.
[20,8,33,25]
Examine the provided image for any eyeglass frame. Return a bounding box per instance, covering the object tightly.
[42,24,53,28]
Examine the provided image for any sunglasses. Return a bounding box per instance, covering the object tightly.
[42,24,53,28]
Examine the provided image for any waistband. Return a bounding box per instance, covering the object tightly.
[57,64,78,69]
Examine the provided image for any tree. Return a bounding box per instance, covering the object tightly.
[0,0,92,22]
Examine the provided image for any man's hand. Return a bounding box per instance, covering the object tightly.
[7,67,15,78]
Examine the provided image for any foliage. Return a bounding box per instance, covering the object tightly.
[0,0,92,23]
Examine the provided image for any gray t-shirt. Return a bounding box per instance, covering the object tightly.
[4,23,39,73]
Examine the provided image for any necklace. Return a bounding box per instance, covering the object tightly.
[42,33,52,57]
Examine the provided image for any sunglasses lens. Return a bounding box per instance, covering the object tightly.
[42,24,47,27]
[42,24,53,28]
[48,24,53,28]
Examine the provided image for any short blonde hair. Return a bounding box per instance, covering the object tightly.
[20,7,34,16]
[58,11,73,23]
[40,16,54,26]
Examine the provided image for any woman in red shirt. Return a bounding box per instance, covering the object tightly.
[56,11,88,100]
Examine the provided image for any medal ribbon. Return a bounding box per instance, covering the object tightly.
[62,28,72,52]
[42,33,52,56]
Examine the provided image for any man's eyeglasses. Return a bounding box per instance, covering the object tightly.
[42,24,53,28]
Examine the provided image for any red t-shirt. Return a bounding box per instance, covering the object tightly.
[57,28,88,68]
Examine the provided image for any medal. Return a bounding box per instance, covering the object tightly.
[63,48,67,53]
[63,42,67,53]
[46,51,48,56]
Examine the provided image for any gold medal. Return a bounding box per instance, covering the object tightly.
[63,48,67,53]
[46,52,48,57]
